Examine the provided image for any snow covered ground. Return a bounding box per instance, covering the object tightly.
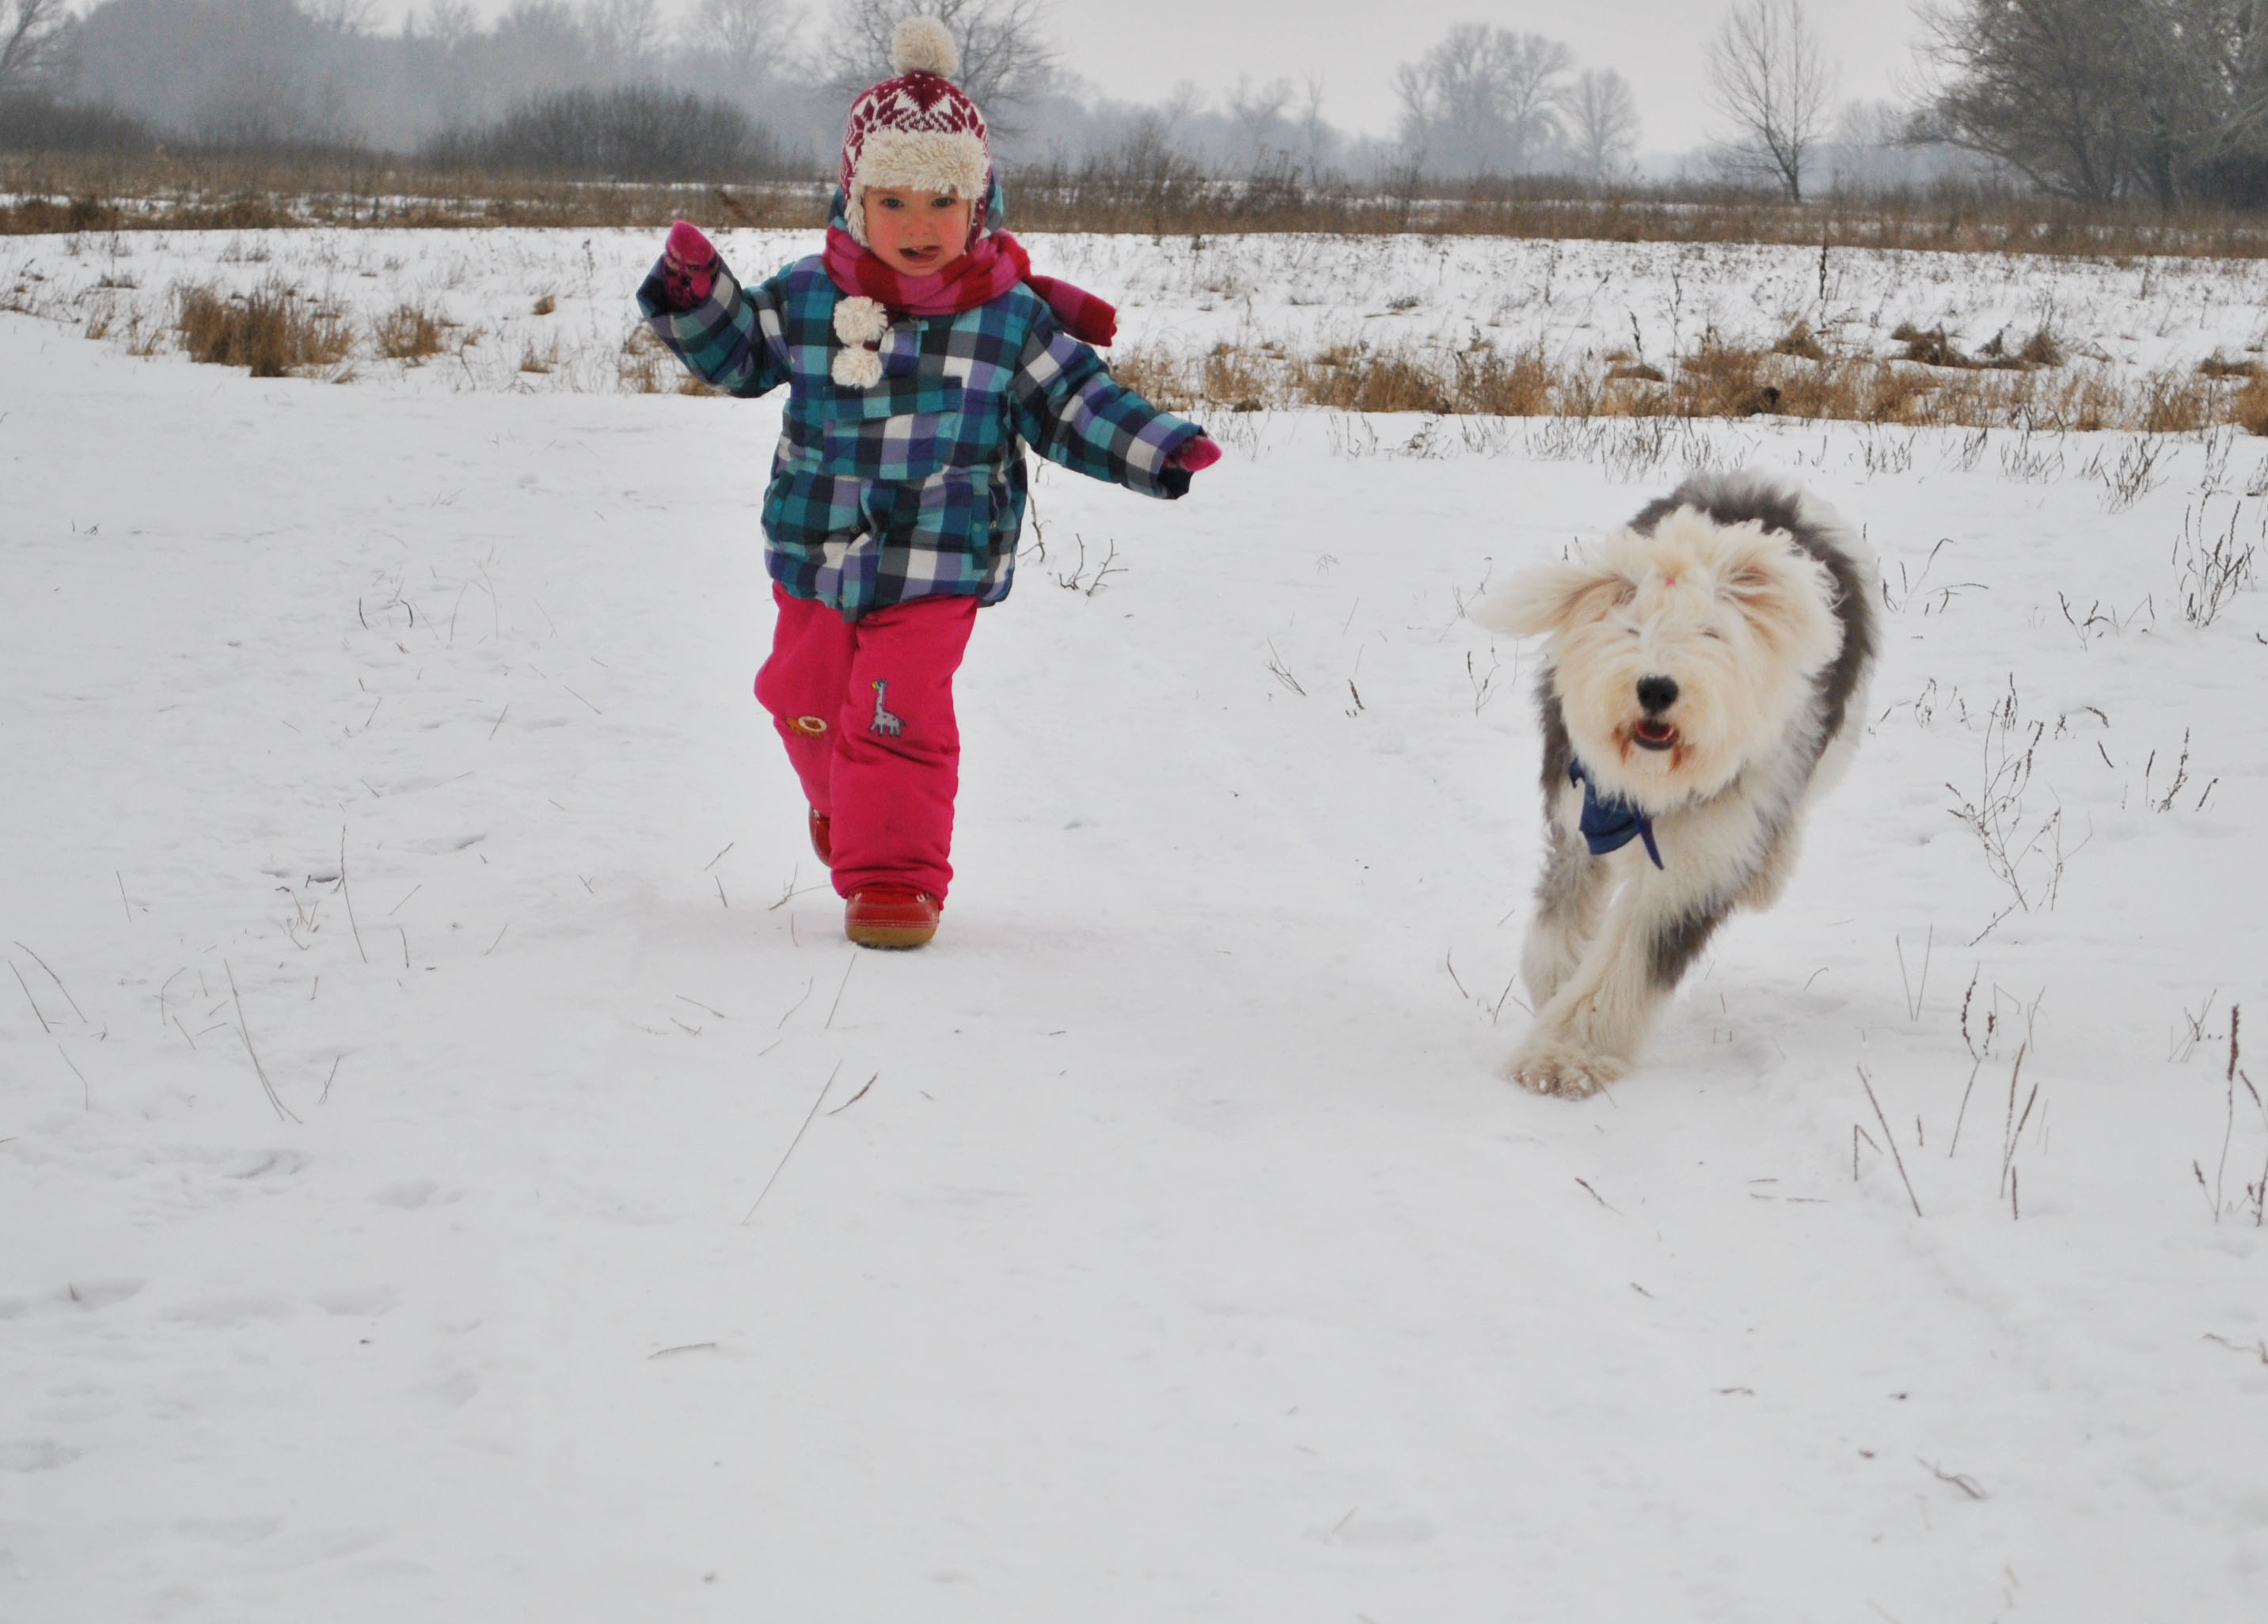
[10,222,2268,393]
[2,237,2266,1621]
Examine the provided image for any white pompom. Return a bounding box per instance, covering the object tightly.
[893,15,959,78]
[833,296,891,347]
[832,343,885,389]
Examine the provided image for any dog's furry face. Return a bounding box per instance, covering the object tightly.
[1480,507,1845,810]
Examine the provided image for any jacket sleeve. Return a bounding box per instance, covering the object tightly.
[1009,317,1203,498]
[636,257,792,399]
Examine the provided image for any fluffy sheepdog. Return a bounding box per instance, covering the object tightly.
[1472,472,1878,1098]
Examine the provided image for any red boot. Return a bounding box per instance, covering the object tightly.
[808,807,833,866]
[845,882,940,949]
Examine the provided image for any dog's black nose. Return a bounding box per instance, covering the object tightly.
[1635,675,1679,714]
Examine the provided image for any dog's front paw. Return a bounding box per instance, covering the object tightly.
[1507,1042,1628,1099]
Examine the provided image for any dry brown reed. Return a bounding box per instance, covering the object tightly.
[22,148,2268,260]
[372,302,445,360]
[1115,333,2255,434]
[1,150,826,234]
[617,324,671,393]
[1772,321,1828,361]
[175,279,352,376]
[2235,374,2268,434]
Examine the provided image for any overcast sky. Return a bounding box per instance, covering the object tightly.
[1042,0,1934,154]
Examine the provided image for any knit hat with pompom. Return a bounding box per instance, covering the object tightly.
[838,17,992,248]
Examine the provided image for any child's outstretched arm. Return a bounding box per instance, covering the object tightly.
[1010,317,1215,498]
[636,220,792,398]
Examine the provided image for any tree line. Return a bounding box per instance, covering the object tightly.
[9,0,2258,209]
[0,0,1649,183]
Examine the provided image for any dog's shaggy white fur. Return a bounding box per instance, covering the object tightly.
[1472,472,1878,1098]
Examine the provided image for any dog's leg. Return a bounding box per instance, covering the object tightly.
[1521,819,1606,1009]
[1510,851,1738,1098]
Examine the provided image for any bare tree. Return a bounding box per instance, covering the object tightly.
[1917,0,2141,202]
[1225,74,1292,173]
[484,0,599,94]
[682,0,806,77]
[1565,66,1639,183]
[1394,24,1575,177]
[1495,33,1575,169]
[583,0,664,72]
[1920,0,2268,207]
[306,0,380,34]
[0,0,76,97]
[423,0,480,49]
[1293,70,1336,182]
[821,0,1058,124]
[1704,0,1836,200]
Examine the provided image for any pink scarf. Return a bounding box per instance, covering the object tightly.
[822,226,1117,346]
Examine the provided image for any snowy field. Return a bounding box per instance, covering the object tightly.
[13,222,2268,392]
[2,225,2267,1622]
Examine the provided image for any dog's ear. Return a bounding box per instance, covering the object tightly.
[1716,529,1842,670]
[1472,555,1631,639]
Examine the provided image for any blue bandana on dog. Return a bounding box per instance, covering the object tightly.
[1569,760,1664,869]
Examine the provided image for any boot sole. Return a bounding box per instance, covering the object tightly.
[845,921,936,949]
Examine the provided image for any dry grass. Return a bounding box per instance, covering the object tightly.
[617,324,671,393]
[1112,333,2259,435]
[0,151,826,234]
[1120,336,1557,418]
[175,279,352,376]
[2235,374,2268,434]
[21,148,2268,259]
[1665,340,1785,417]
[1886,321,2067,372]
[372,302,445,361]
[1893,322,1974,368]
[2015,328,2068,368]
[1772,321,1828,361]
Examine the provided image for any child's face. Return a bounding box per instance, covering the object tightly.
[864,188,977,274]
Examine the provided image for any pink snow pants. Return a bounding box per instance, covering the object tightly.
[753,583,979,901]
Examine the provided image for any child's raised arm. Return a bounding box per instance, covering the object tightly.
[1010,317,1214,499]
[636,220,793,399]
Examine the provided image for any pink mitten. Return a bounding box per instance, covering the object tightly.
[659,219,718,306]
[1168,434,1221,474]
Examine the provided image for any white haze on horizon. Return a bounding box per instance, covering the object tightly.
[362,0,1932,157]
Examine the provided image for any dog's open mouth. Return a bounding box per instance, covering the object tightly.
[1632,719,1680,752]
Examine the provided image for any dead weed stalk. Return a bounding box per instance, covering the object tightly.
[175,277,351,376]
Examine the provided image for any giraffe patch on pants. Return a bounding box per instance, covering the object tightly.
[869,679,905,737]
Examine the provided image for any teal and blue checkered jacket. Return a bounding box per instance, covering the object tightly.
[638,252,1202,621]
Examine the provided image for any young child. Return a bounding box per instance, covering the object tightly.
[638,17,1216,950]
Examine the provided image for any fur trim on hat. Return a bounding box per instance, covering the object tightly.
[894,16,957,78]
[844,127,989,242]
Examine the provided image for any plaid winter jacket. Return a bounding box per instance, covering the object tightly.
[638,252,1202,620]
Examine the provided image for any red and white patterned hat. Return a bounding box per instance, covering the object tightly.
[838,17,991,247]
